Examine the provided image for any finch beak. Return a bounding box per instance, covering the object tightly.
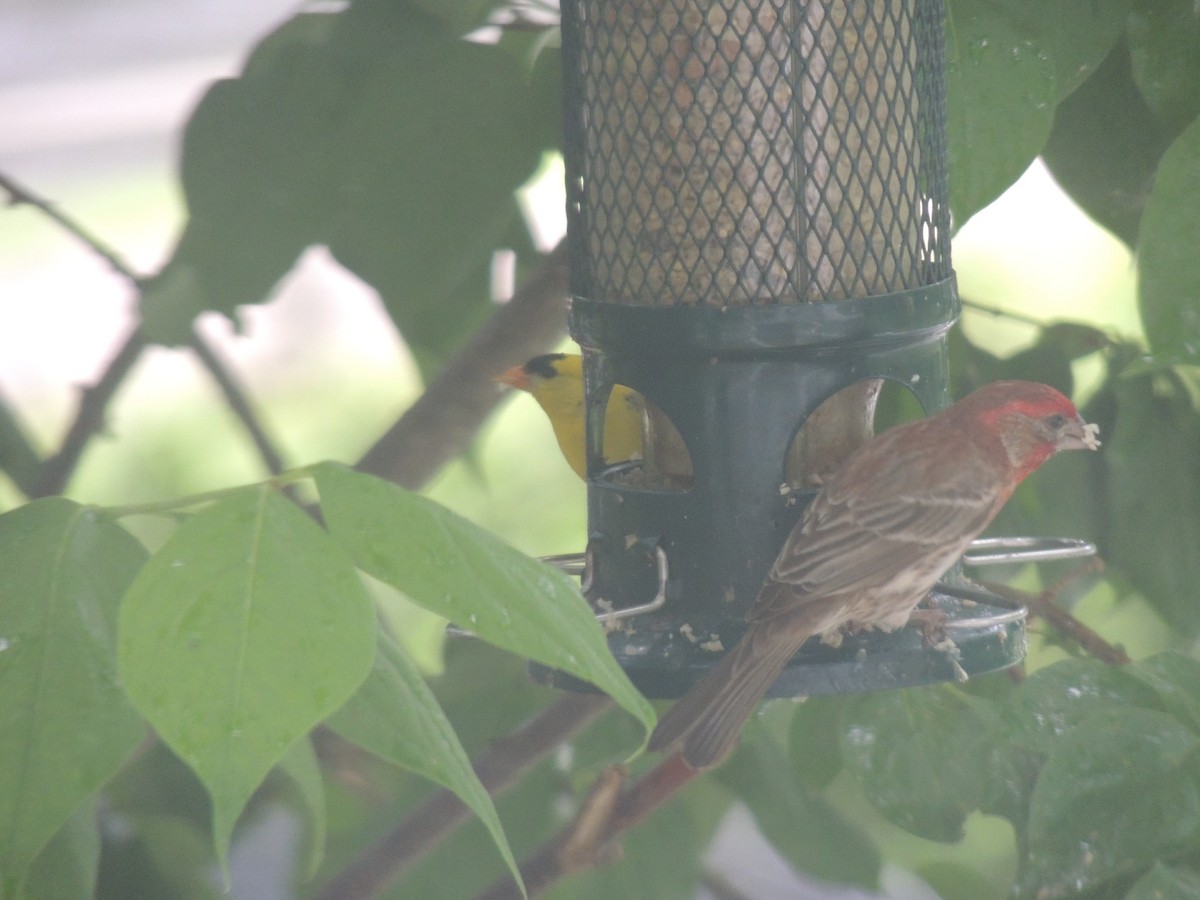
[495,365,530,391]
[1057,417,1102,452]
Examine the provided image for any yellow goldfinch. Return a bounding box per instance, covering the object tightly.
[496,353,643,479]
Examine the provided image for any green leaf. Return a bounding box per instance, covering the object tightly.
[323,12,549,366]
[1004,659,1164,756]
[918,859,1012,900]
[1104,368,1200,634]
[951,321,1106,396]
[144,0,553,366]
[112,813,224,900]
[101,739,211,832]
[409,0,501,34]
[787,695,845,791]
[1024,708,1200,897]
[1042,40,1172,248]
[22,801,100,900]
[839,685,1001,842]
[982,660,1166,843]
[328,633,523,894]
[313,463,656,741]
[1126,652,1200,733]
[945,0,1056,225]
[385,747,560,899]
[141,13,340,345]
[1125,862,1200,900]
[275,736,326,881]
[93,745,225,896]
[339,640,564,899]
[432,638,562,758]
[1128,0,1200,132]
[721,729,880,888]
[116,485,377,873]
[1138,118,1200,361]
[993,0,1132,100]
[0,499,147,894]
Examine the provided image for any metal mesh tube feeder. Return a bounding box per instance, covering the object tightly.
[524,0,1081,697]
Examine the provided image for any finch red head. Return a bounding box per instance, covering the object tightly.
[648,380,1101,769]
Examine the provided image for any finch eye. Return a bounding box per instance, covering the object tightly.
[1045,413,1067,430]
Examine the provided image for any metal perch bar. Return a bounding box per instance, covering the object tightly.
[450,536,1082,639]
[962,536,1097,566]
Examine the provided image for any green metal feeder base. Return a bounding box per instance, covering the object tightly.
[529,582,1025,699]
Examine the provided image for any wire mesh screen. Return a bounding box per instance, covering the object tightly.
[561,0,951,306]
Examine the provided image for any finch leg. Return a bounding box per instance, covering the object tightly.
[906,608,950,645]
[838,621,864,637]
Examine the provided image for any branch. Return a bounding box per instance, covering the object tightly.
[5,172,568,495]
[959,297,1045,329]
[3,172,293,493]
[0,391,44,497]
[312,244,575,895]
[476,753,702,900]
[7,175,589,897]
[188,330,288,476]
[2,172,149,497]
[314,692,613,900]
[1,172,143,285]
[982,557,1129,666]
[474,564,1123,899]
[32,327,147,497]
[356,241,569,490]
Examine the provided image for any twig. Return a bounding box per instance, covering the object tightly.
[2,172,151,497]
[356,241,569,490]
[0,392,43,497]
[982,557,1129,666]
[4,172,568,496]
[314,243,572,894]
[3,172,291,492]
[188,330,287,476]
[1,172,143,285]
[32,327,147,497]
[477,767,629,900]
[476,753,701,900]
[475,562,1124,900]
[8,175,595,900]
[959,297,1044,329]
[314,692,613,900]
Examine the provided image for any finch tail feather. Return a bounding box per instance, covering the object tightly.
[648,625,806,769]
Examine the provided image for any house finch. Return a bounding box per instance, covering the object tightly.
[648,380,1101,769]
[496,353,643,480]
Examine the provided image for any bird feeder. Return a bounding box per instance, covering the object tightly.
[531,0,1084,698]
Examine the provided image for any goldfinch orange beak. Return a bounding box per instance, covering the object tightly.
[495,365,531,391]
